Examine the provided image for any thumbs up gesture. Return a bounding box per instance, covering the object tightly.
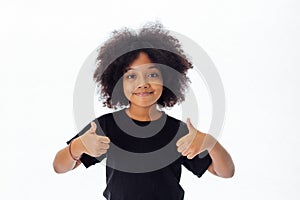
[176,118,206,159]
[79,122,110,157]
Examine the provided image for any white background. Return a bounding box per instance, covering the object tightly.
[1,0,299,199]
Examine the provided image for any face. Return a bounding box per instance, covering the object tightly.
[123,52,163,108]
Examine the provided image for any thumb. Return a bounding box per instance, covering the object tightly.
[89,122,97,134]
[186,118,195,132]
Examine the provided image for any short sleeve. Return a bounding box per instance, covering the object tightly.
[182,150,212,178]
[66,119,107,168]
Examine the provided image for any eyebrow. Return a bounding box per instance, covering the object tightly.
[126,65,159,71]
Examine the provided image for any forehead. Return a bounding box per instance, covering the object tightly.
[126,64,160,72]
[125,52,162,72]
[128,52,154,67]
[129,52,152,67]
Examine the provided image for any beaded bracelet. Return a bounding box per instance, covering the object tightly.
[68,139,80,161]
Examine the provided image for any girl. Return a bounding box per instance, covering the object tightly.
[53,22,234,200]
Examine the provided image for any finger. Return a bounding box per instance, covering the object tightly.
[98,143,110,150]
[186,118,194,131]
[176,137,185,147]
[89,122,97,133]
[187,152,196,160]
[187,118,198,136]
[99,136,110,143]
[177,144,188,153]
[176,135,188,147]
[182,148,190,156]
[96,149,107,156]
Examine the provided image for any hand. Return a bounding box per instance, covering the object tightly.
[176,118,206,159]
[79,122,110,157]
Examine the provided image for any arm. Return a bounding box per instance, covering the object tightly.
[201,133,235,178]
[53,137,85,173]
[53,122,110,173]
[176,118,235,178]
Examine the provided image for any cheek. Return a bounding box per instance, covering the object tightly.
[153,84,163,95]
[123,81,134,98]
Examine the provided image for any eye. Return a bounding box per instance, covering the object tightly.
[148,73,159,78]
[125,74,136,79]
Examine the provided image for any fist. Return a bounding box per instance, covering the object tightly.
[176,118,206,159]
[79,122,110,157]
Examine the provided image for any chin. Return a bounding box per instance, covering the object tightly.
[129,100,158,108]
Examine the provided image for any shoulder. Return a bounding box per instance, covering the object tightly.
[96,111,113,121]
[96,109,123,122]
[167,115,184,123]
[94,109,124,135]
[163,114,189,139]
[165,114,188,129]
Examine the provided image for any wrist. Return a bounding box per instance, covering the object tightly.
[70,138,86,159]
[196,131,206,142]
[202,133,218,152]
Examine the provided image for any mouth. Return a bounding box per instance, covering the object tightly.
[133,92,154,97]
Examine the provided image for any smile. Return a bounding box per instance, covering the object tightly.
[133,92,154,97]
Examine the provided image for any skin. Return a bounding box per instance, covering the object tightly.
[53,122,110,173]
[53,52,234,178]
[122,52,164,121]
[176,118,235,178]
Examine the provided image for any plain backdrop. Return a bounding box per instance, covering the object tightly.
[1,0,299,199]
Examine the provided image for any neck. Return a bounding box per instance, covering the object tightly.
[127,104,162,121]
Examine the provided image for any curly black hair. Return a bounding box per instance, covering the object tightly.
[93,22,193,109]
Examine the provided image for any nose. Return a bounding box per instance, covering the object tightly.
[138,83,150,89]
[137,76,150,89]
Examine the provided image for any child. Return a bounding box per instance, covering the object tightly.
[53,22,234,200]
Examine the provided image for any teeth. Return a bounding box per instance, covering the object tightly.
[135,92,153,96]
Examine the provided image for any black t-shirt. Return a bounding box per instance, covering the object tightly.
[67,109,212,200]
